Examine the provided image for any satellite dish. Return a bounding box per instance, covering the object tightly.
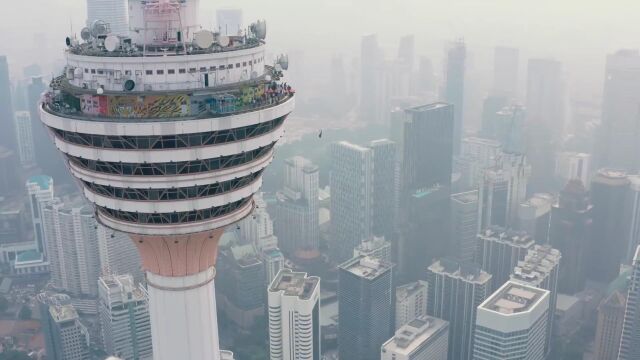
[104,35,120,52]
[91,20,109,37]
[194,30,214,49]
[253,20,267,40]
[80,27,92,41]
[97,87,104,95]
[73,68,83,79]
[218,35,230,47]
[65,37,72,47]
[278,54,289,70]
[124,79,136,91]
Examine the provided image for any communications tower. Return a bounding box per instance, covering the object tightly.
[40,1,294,358]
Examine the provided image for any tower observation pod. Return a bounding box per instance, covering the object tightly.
[40,1,293,359]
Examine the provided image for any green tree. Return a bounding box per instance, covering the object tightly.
[17,306,31,320]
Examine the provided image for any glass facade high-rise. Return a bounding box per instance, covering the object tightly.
[444,40,466,155]
[338,255,395,360]
[427,258,492,360]
[588,169,630,283]
[618,246,640,359]
[597,50,640,171]
[330,142,373,263]
[0,56,16,152]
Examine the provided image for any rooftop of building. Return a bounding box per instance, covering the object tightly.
[412,184,445,199]
[462,136,502,147]
[396,281,428,301]
[15,250,43,264]
[481,281,548,315]
[405,102,451,113]
[230,244,262,267]
[99,274,146,301]
[269,269,319,300]
[594,168,629,185]
[382,315,449,354]
[49,304,79,322]
[512,245,561,284]
[428,258,492,284]
[334,141,371,153]
[340,255,393,280]
[479,227,535,248]
[27,175,52,190]
[451,190,478,204]
[285,156,319,173]
[369,138,396,147]
[354,236,389,253]
[520,193,555,209]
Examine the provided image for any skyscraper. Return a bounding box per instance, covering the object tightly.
[398,103,454,280]
[86,0,129,36]
[451,190,479,262]
[477,153,530,231]
[593,291,626,360]
[444,40,466,155]
[370,139,397,240]
[597,50,640,171]
[474,281,549,360]
[0,56,16,152]
[518,193,554,244]
[458,137,502,190]
[268,269,321,360]
[427,258,492,360]
[97,226,143,283]
[549,180,592,294]
[625,176,640,263]
[353,235,391,263]
[330,142,372,263]
[492,46,519,99]
[274,156,319,258]
[42,198,101,297]
[38,293,90,360]
[381,316,449,360]
[360,34,385,124]
[511,244,561,356]
[98,274,152,360]
[589,169,630,283]
[13,111,35,167]
[395,280,429,330]
[555,152,591,188]
[26,175,54,255]
[525,58,565,191]
[338,255,395,360]
[40,1,293,357]
[217,242,266,330]
[618,245,640,359]
[401,103,454,192]
[476,227,535,291]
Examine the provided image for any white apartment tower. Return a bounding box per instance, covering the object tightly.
[474,281,550,360]
[42,198,100,297]
[14,111,35,167]
[275,156,320,257]
[26,175,54,255]
[395,280,429,330]
[97,226,143,283]
[99,274,152,360]
[330,142,373,263]
[381,316,449,360]
[268,269,321,360]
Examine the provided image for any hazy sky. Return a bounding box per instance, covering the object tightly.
[1,0,639,99]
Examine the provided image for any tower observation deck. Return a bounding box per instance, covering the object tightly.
[39,1,294,358]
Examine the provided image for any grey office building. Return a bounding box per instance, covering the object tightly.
[338,255,395,360]
[427,258,492,360]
